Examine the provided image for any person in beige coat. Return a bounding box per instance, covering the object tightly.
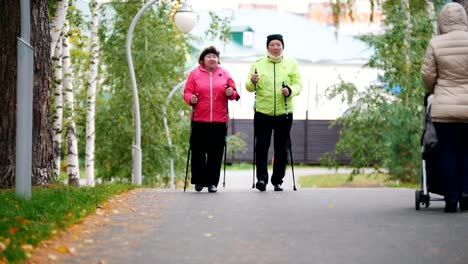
[421,2,468,213]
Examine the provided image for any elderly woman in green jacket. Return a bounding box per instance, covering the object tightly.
[421,2,468,213]
[246,34,302,192]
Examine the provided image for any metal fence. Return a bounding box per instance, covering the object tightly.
[227,119,349,165]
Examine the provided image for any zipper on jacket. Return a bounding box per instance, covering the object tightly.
[210,73,213,122]
[273,63,276,116]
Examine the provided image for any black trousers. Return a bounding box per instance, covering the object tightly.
[254,112,293,185]
[433,122,468,203]
[190,122,226,187]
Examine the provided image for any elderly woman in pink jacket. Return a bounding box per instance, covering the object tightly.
[183,46,240,193]
[421,2,468,213]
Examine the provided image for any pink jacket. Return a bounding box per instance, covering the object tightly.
[183,65,239,123]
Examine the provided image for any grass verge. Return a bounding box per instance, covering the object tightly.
[299,173,419,188]
[0,183,134,263]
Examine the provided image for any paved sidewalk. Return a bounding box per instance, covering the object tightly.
[222,167,377,190]
[31,187,468,264]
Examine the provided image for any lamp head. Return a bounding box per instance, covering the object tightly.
[174,2,197,33]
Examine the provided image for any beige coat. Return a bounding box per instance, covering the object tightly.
[421,3,468,123]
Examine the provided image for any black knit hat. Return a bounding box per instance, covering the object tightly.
[198,46,221,65]
[266,34,284,48]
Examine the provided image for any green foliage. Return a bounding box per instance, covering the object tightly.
[323,0,443,183]
[299,173,387,188]
[96,1,191,184]
[204,11,233,45]
[0,184,133,263]
[227,132,248,158]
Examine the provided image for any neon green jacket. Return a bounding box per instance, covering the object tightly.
[245,55,302,116]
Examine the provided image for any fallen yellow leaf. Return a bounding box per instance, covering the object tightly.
[57,245,68,253]
[21,244,34,252]
[0,242,6,252]
[66,211,73,219]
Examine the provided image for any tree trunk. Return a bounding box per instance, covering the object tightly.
[85,1,101,186]
[31,0,54,185]
[50,0,69,57]
[0,0,53,188]
[52,37,63,179]
[0,1,20,188]
[62,21,80,187]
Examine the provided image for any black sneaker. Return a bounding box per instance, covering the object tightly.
[255,180,266,192]
[274,184,283,191]
[195,185,203,192]
[208,185,218,193]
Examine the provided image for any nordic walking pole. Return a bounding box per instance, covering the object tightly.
[252,69,258,188]
[289,134,297,191]
[282,82,297,191]
[184,97,197,192]
[223,85,230,188]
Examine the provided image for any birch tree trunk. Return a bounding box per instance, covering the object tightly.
[85,0,101,186]
[62,22,80,187]
[50,0,69,57]
[426,0,437,35]
[52,37,63,180]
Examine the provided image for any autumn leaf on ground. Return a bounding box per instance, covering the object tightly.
[9,226,19,235]
[20,244,34,253]
[66,211,73,219]
[0,242,6,252]
[48,254,58,261]
[17,217,29,225]
[56,245,68,253]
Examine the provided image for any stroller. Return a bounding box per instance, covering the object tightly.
[415,94,444,210]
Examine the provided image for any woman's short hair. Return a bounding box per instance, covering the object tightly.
[198,46,221,65]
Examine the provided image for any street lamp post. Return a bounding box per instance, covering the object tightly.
[163,81,186,189]
[16,0,34,200]
[126,1,196,185]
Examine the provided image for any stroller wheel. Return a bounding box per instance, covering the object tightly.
[415,190,421,210]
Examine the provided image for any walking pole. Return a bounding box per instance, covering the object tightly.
[288,134,297,191]
[184,102,196,192]
[252,69,258,188]
[223,86,229,188]
[282,82,297,191]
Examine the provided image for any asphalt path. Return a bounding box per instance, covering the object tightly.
[58,185,468,264]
